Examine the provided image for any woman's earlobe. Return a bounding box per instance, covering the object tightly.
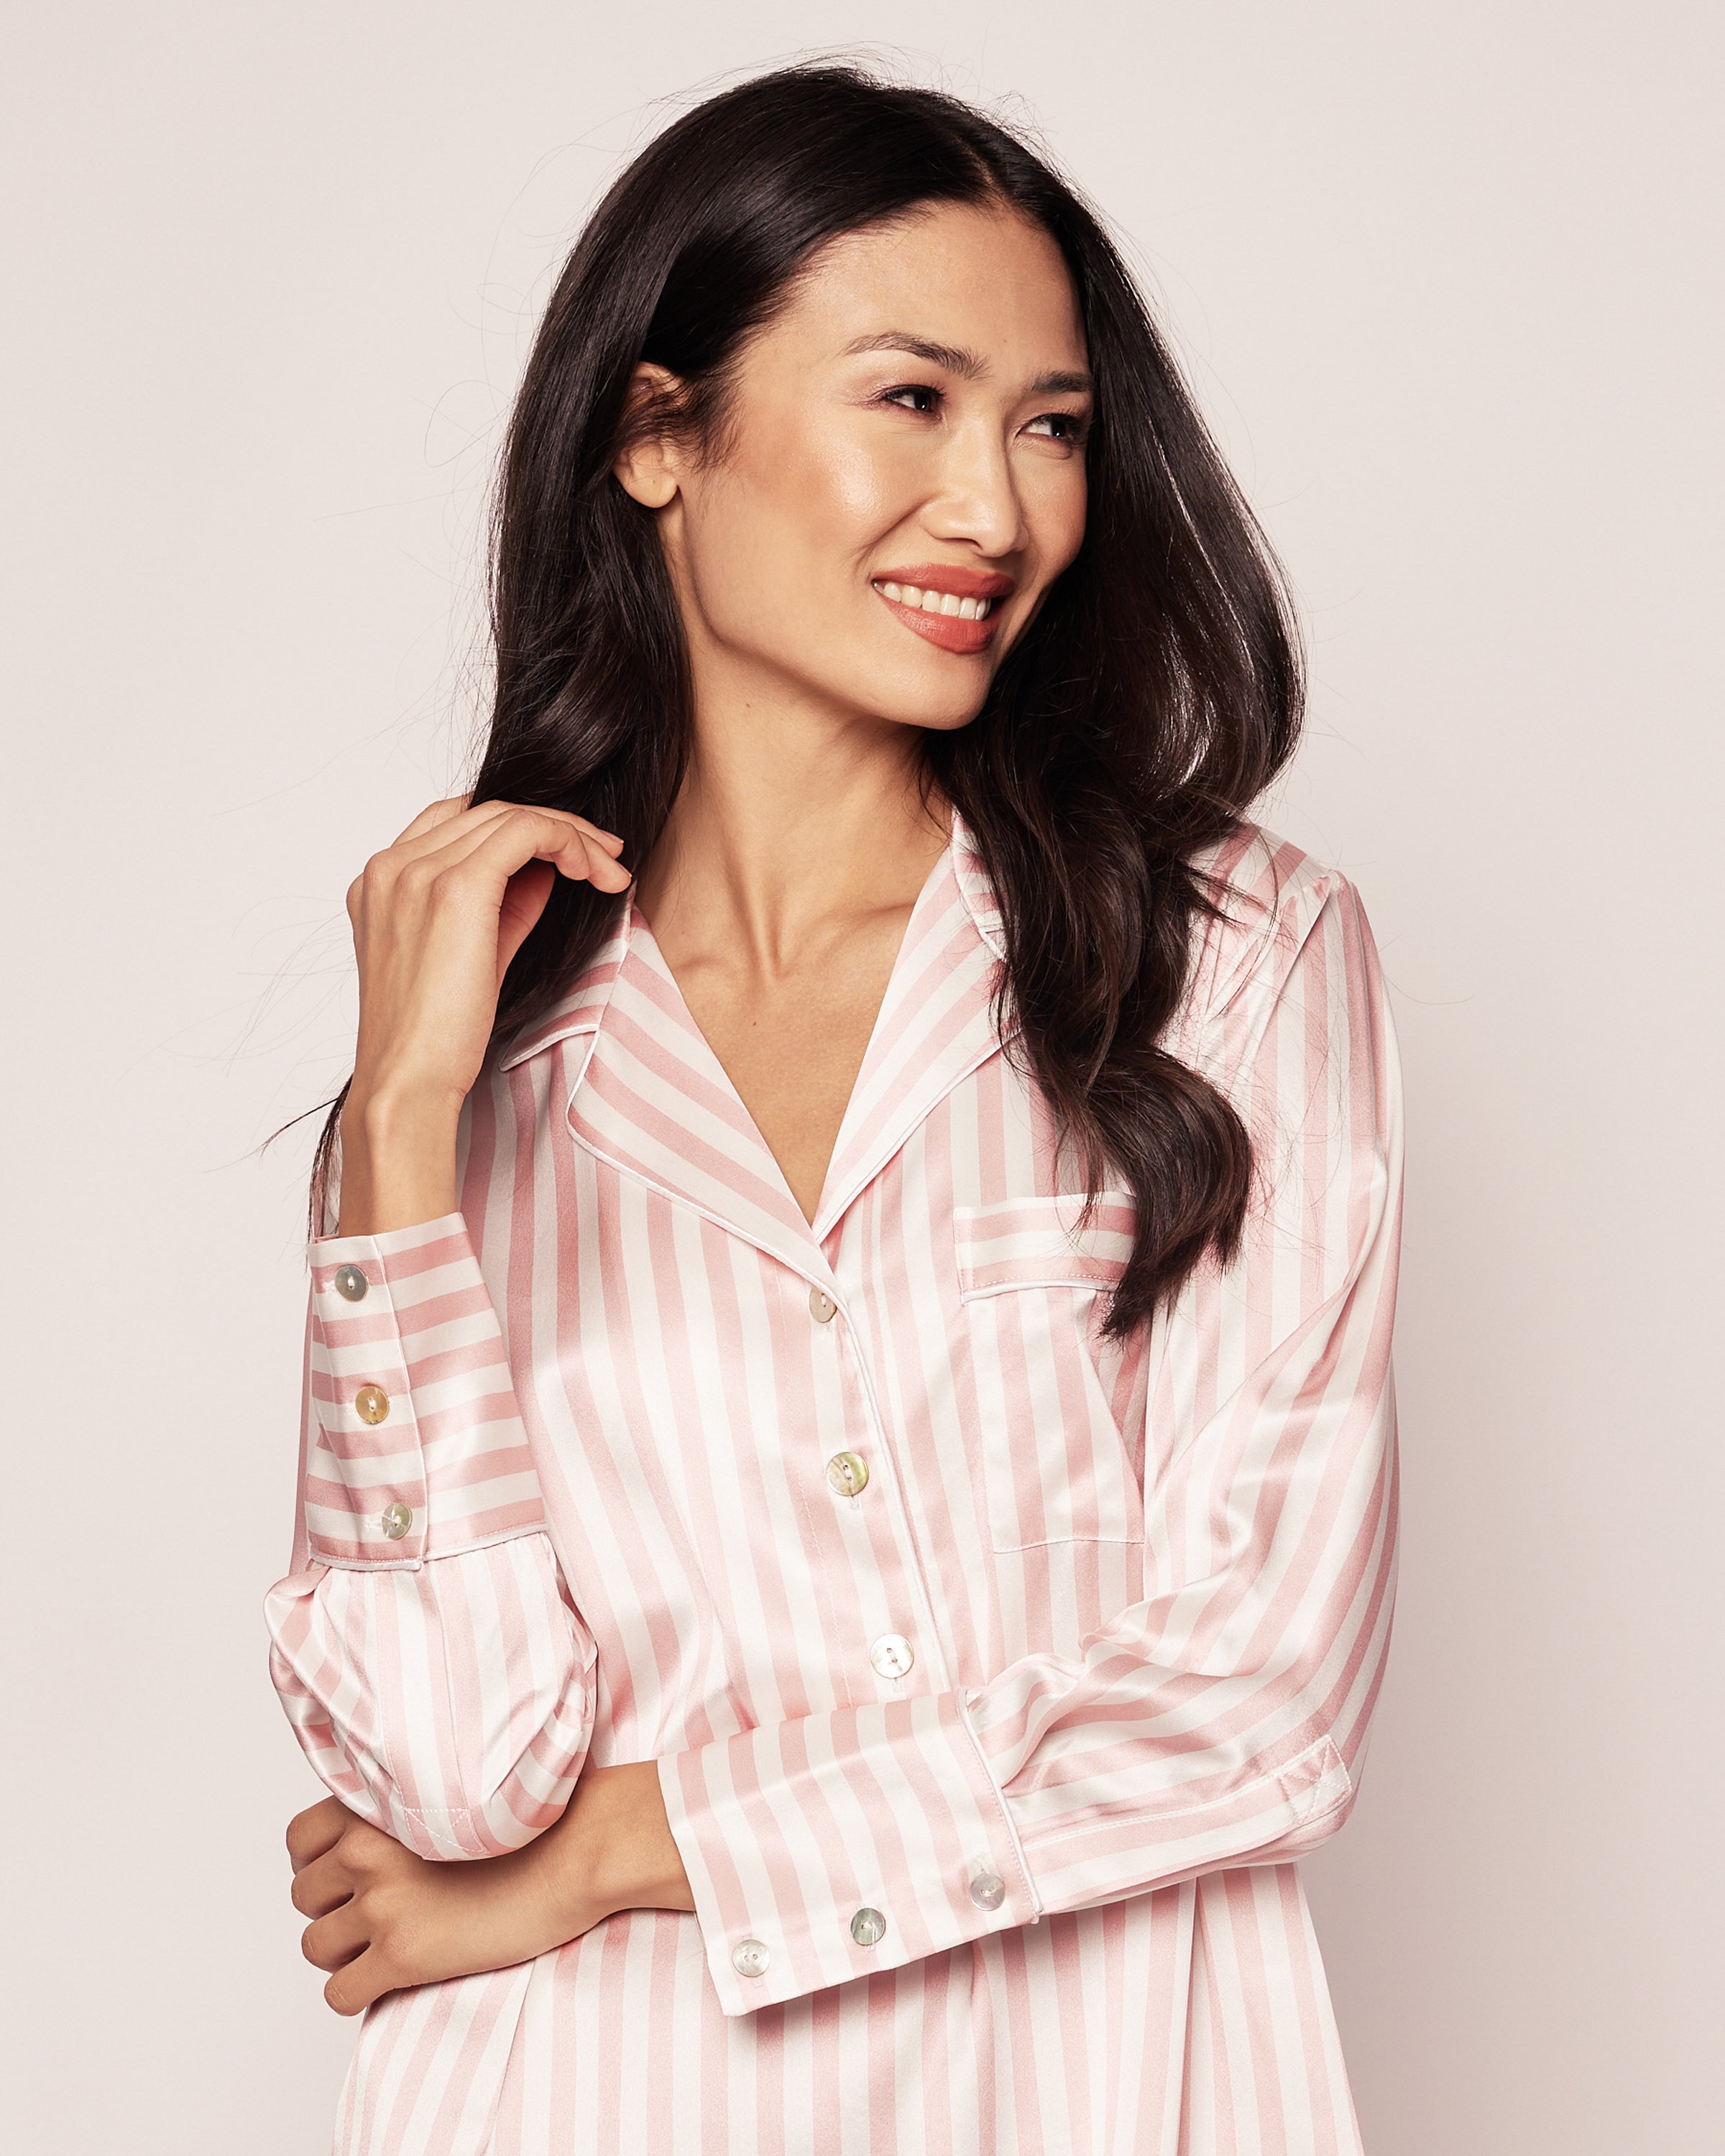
[612,444,679,509]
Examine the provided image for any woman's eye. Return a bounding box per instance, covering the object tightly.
[1025,411,1088,445]
[881,383,942,415]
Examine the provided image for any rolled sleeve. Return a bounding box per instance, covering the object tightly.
[303,1210,546,1568]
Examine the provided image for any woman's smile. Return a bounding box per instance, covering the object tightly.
[870,562,1014,654]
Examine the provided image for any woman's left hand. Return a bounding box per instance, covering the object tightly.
[287,1762,692,2016]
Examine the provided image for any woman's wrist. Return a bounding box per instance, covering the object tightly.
[543,1762,695,1935]
[334,1085,463,1237]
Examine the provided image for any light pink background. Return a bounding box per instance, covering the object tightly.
[4,6,1719,2150]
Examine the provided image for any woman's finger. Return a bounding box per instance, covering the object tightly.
[458,804,632,893]
[438,800,628,869]
[497,861,557,984]
[324,1944,395,2018]
[385,801,631,897]
[388,796,624,862]
[285,1797,352,1874]
[301,1894,372,1975]
[290,1846,359,1920]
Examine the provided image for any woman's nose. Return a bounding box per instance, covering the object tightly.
[924,421,1028,560]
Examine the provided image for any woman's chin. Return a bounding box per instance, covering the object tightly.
[842,685,987,735]
[848,646,995,733]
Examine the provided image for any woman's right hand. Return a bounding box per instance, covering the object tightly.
[334,797,632,1236]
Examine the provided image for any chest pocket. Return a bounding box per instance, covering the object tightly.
[954,1192,1143,1551]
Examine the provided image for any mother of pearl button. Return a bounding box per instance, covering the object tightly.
[826,1451,869,1498]
[968,1871,1006,1911]
[869,1633,914,1679]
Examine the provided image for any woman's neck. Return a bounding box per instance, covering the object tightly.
[634,696,950,977]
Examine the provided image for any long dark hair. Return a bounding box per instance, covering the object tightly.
[312,63,1303,1335]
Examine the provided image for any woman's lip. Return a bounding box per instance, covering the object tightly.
[874,586,999,655]
[873,563,1015,600]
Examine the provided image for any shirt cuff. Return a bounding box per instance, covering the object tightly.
[303,1211,546,1569]
[657,1688,1041,2017]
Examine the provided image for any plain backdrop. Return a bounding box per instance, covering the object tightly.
[4,5,1720,2150]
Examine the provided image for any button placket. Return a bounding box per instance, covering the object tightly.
[811,1266,936,1703]
[814,1283,865,1503]
[824,1276,957,1700]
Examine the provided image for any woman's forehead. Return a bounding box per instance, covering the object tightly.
[763,206,1087,374]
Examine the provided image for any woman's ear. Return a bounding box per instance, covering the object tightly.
[612,362,685,509]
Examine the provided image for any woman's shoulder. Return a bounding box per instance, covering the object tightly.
[1179,821,1365,1030]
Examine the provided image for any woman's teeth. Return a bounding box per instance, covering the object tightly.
[873,581,994,621]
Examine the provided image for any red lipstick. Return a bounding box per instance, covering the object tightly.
[870,563,1015,656]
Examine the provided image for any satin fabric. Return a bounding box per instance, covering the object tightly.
[266,816,1402,2153]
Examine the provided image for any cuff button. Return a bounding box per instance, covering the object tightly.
[380,1501,414,1540]
[332,1264,369,1302]
[968,1871,1006,1911]
[732,1938,771,1978]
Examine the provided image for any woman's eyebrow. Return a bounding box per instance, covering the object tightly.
[842,331,983,375]
[841,331,1093,397]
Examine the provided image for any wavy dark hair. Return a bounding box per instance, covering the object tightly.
[310,63,1303,1335]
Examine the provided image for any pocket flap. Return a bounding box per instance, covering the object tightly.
[954,1192,1138,1298]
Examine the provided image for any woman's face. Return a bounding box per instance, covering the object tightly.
[621,201,1093,735]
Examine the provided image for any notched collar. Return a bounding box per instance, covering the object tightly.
[492,811,1015,1262]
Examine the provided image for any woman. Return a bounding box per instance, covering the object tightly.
[267,63,1402,2156]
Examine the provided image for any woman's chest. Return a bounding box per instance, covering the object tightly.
[469,1052,1151,1606]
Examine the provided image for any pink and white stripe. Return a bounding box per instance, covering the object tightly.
[266,816,1403,2153]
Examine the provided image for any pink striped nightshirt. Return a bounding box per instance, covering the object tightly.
[265,815,1402,2155]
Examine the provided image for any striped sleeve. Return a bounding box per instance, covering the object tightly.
[264,1212,597,1860]
[661,866,1402,2013]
